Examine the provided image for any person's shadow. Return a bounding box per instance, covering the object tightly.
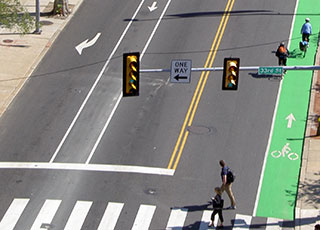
[288,48,305,59]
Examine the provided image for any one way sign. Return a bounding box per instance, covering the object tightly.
[170,60,192,83]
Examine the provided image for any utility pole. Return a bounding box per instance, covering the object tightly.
[34,0,41,34]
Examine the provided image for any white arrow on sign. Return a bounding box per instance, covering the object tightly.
[148,2,158,12]
[75,32,101,55]
[285,113,296,128]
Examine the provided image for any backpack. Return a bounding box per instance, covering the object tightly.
[227,169,235,183]
[278,46,286,54]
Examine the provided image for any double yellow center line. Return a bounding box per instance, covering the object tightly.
[167,0,236,170]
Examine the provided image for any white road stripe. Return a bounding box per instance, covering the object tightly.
[87,0,173,163]
[132,204,156,230]
[64,201,92,230]
[233,214,252,230]
[31,199,61,230]
[199,210,219,230]
[0,162,174,176]
[266,217,282,229]
[50,0,146,163]
[166,208,188,230]
[97,202,124,230]
[0,198,29,230]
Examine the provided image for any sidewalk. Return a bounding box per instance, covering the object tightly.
[0,0,82,116]
[295,41,320,229]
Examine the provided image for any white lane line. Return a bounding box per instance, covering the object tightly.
[252,0,299,216]
[0,198,29,230]
[97,202,124,230]
[266,217,282,229]
[50,0,146,163]
[31,199,61,230]
[64,201,92,230]
[232,214,252,230]
[85,93,122,164]
[131,204,156,230]
[86,0,172,164]
[166,208,188,230]
[140,0,171,59]
[0,162,175,176]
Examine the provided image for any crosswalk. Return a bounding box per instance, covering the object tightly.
[0,198,296,230]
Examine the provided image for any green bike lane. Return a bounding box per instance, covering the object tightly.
[254,0,320,220]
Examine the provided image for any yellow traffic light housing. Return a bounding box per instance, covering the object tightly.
[123,52,140,96]
[222,57,240,90]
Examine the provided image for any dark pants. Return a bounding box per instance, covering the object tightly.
[302,33,310,42]
[211,209,224,223]
[278,57,287,66]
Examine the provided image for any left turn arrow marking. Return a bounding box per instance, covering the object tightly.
[75,32,101,55]
[148,2,158,12]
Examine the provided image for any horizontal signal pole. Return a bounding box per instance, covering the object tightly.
[140,65,320,73]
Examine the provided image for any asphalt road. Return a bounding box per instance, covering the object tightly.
[0,0,297,229]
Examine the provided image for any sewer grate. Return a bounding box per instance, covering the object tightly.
[187,125,212,135]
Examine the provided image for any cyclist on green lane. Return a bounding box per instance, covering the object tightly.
[301,18,312,42]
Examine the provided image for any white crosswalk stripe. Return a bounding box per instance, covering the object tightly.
[0,198,29,230]
[64,200,92,230]
[166,208,188,230]
[0,198,303,229]
[266,217,283,229]
[31,199,61,230]
[132,204,156,230]
[97,202,123,230]
[233,214,252,230]
[199,210,218,229]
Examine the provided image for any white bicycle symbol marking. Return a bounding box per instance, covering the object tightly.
[270,143,299,160]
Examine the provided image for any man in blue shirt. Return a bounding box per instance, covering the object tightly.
[220,160,236,209]
[301,18,312,42]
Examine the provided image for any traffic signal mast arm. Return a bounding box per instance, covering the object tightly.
[140,65,320,73]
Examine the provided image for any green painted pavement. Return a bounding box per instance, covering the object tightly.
[255,0,320,220]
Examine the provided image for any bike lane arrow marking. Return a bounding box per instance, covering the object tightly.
[285,113,296,128]
[148,2,158,12]
[75,32,101,55]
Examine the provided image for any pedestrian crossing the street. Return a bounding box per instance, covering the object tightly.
[0,198,297,230]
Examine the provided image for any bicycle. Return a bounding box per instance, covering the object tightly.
[299,39,309,58]
[270,143,299,160]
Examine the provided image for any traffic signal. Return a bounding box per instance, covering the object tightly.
[123,52,140,97]
[222,57,240,90]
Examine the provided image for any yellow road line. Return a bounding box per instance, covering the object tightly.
[168,0,235,170]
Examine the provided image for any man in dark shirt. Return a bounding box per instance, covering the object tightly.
[220,160,236,209]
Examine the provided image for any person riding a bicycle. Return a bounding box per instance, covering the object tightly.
[276,42,289,66]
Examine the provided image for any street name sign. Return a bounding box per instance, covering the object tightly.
[170,60,192,83]
[258,66,283,76]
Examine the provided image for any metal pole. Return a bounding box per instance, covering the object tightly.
[140,65,320,73]
[34,0,41,34]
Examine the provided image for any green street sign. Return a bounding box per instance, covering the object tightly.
[258,66,283,76]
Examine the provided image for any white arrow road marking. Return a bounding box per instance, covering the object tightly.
[285,113,296,128]
[148,2,158,12]
[75,32,101,55]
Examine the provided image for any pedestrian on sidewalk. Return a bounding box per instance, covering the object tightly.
[275,42,289,66]
[301,18,312,42]
[219,160,236,209]
[209,187,224,228]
